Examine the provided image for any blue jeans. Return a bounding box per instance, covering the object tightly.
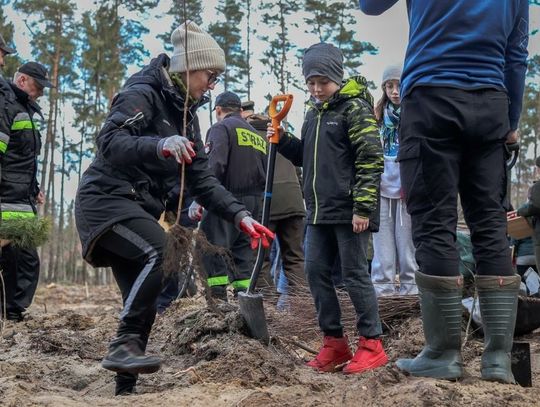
[304,224,382,338]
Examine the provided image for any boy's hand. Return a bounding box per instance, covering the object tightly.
[352,214,369,233]
[266,123,284,141]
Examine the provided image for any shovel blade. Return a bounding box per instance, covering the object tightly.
[238,291,269,344]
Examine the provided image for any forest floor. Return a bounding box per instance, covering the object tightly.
[1,284,540,407]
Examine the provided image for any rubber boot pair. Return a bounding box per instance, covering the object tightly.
[306,335,387,374]
[396,271,519,383]
[102,333,161,375]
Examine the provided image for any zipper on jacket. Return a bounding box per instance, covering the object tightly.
[312,109,323,224]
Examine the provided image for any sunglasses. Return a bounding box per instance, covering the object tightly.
[207,70,221,86]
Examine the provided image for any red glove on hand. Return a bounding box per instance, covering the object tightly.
[239,216,275,250]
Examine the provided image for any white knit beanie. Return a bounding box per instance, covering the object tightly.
[169,21,226,73]
[382,64,402,85]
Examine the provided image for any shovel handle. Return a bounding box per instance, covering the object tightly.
[268,94,294,144]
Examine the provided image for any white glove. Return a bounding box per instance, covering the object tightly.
[158,135,195,164]
[188,201,203,221]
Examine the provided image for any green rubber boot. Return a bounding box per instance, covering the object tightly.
[476,275,520,384]
[396,271,464,379]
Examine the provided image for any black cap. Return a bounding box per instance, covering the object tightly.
[0,34,16,55]
[241,100,255,111]
[18,62,54,88]
[215,91,241,109]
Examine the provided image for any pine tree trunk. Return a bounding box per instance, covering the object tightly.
[246,0,251,100]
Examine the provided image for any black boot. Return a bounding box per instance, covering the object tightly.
[102,334,161,374]
[210,286,228,302]
[115,372,138,396]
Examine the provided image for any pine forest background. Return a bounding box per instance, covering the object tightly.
[1,0,539,285]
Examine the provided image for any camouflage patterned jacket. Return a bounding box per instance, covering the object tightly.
[278,76,383,228]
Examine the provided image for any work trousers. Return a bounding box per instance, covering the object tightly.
[200,194,261,291]
[0,245,40,316]
[399,87,513,277]
[258,215,305,290]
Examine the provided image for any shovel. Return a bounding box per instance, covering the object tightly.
[238,94,294,344]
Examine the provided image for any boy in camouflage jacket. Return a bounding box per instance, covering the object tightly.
[269,43,387,374]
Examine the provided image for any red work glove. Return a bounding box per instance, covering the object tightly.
[239,216,275,250]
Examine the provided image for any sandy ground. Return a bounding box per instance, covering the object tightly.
[1,284,540,407]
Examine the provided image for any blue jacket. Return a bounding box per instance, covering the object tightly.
[359,0,529,129]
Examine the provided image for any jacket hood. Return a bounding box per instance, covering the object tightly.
[123,53,208,111]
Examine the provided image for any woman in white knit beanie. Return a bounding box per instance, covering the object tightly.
[75,20,274,397]
[168,21,226,100]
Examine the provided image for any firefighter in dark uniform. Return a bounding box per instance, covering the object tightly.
[189,91,267,299]
[0,62,51,321]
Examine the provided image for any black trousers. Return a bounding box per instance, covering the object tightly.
[96,217,165,337]
[258,216,305,289]
[200,194,261,290]
[399,86,513,277]
[0,245,40,315]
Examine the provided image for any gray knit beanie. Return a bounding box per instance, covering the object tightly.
[382,64,402,85]
[302,43,344,85]
[170,21,226,74]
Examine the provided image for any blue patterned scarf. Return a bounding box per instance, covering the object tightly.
[381,102,400,158]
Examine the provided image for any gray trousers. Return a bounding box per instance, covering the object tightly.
[371,197,418,296]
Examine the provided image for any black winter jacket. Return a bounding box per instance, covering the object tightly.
[75,54,246,265]
[0,82,43,216]
[205,112,266,195]
[278,76,383,229]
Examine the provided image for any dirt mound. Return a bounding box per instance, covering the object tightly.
[1,285,540,406]
[156,301,302,388]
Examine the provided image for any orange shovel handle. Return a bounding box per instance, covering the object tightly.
[268,94,294,144]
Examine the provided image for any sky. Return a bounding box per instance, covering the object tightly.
[4,1,540,203]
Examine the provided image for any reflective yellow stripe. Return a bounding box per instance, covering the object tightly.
[236,128,267,154]
[231,279,250,289]
[207,276,229,287]
[11,120,36,131]
[1,211,36,219]
[0,140,7,153]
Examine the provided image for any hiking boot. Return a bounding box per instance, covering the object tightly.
[477,275,520,384]
[306,335,353,372]
[343,337,388,374]
[6,311,24,322]
[102,334,161,374]
[396,271,464,379]
[115,372,138,396]
[209,286,228,302]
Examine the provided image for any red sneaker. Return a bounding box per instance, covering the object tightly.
[306,336,353,372]
[343,337,388,375]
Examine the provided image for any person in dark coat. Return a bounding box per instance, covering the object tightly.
[0,62,51,321]
[360,0,529,383]
[517,157,540,272]
[74,22,273,396]
[189,91,267,299]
